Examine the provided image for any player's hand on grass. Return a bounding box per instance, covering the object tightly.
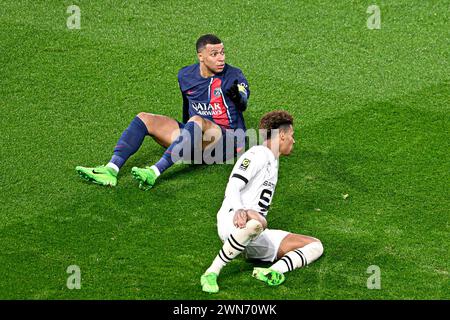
[233,209,248,228]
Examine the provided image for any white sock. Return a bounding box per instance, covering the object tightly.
[106,162,119,173]
[270,241,324,274]
[150,165,161,177]
[206,219,263,275]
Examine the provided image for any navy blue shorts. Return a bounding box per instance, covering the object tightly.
[177,121,245,163]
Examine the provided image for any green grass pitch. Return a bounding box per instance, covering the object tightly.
[0,1,448,299]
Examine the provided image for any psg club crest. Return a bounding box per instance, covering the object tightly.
[214,88,221,97]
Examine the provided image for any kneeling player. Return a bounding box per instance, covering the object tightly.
[200,110,323,293]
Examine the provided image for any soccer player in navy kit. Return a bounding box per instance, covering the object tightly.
[76,34,250,189]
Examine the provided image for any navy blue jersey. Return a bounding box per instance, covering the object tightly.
[178,63,250,131]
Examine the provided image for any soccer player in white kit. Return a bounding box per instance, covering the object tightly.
[201,110,324,293]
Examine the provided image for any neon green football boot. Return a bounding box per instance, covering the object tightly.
[200,272,219,294]
[75,165,117,186]
[131,166,158,190]
[252,268,285,286]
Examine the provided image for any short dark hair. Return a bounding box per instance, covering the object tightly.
[196,34,222,53]
[259,110,294,139]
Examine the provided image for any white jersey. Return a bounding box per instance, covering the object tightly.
[221,145,279,216]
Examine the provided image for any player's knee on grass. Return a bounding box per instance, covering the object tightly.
[310,240,324,260]
[137,112,154,133]
[307,236,324,256]
[298,240,324,265]
[278,234,324,261]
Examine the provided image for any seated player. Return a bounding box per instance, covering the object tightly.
[76,34,250,189]
[200,110,324,293]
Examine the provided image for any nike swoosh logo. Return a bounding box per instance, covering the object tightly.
[92,170,102,174]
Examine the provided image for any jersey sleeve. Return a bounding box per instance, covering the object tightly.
[224,176,246,210]
[236,69,250,101]
[229,149,265,186]
[235,70,250,111]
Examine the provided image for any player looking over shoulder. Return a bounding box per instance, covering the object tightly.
[200,110,324,293]
[76,34,250,189]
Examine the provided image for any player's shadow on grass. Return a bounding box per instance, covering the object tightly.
[300,147,370,193]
